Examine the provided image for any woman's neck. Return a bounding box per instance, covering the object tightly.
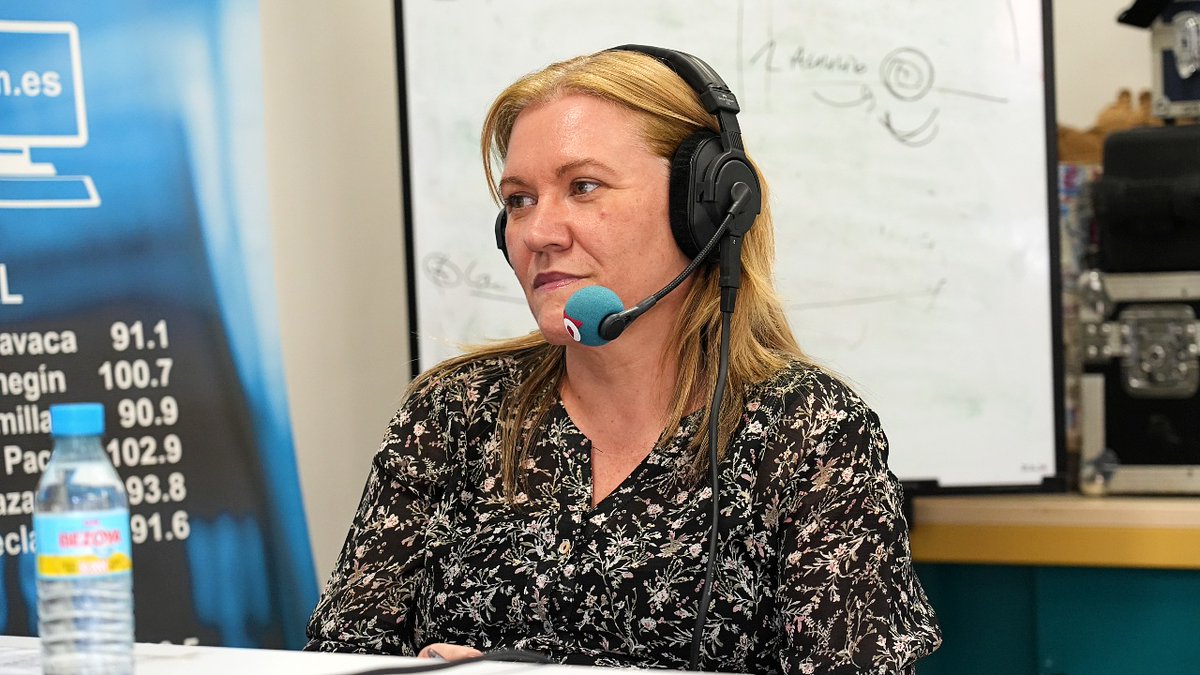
[564,349,675,419]
[560,310,683,441]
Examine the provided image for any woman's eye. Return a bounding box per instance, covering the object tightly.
[504,194,534,210]
[571,180,600,196]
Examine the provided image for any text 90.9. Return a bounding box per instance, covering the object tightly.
[117,396,178,429]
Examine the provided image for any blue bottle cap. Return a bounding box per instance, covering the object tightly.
[50,403,105,437]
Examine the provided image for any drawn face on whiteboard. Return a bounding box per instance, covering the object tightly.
[499,93,688,347]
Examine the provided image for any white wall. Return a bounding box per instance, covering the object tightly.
[259,0,410,588]
[1052,0,1154,129]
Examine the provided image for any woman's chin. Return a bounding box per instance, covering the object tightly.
[531,307,572,346]
[537,323,573,346]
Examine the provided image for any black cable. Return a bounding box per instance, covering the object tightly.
[688,308,732,671]
[339,649,554,675]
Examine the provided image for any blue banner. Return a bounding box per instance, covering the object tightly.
[0,0,317,648]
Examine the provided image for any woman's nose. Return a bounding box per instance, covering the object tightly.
[516,197,572,254]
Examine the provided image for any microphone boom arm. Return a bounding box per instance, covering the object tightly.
[597,181,754,341]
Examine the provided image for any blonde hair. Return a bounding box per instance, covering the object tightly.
[415,49,811,497]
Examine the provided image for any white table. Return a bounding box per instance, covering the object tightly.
[0,636,652,675]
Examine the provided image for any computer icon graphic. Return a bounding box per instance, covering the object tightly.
[0,20,100,209]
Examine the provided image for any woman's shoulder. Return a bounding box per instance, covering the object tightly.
[752,358,873,418]
[409,349,534,401]
[748,360,896,498]
[378,351,533,462]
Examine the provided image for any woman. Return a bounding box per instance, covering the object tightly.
[306,47,941,673]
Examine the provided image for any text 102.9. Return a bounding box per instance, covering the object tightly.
[106,434,183,468]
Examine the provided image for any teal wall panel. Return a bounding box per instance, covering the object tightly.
[916,564,1038,675]
[1035,567,1200,675]
[915,564,1200,675]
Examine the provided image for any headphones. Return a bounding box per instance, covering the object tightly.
[493,44,762,264]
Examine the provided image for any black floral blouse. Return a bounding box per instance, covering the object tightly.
[306,354,941,673]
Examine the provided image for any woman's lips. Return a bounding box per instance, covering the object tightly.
[533,272,580,292]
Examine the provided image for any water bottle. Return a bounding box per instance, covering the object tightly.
[34,403,134,674]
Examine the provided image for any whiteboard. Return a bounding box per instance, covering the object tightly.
[399,0,1061,488]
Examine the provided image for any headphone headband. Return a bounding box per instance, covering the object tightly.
[609,44,744,146]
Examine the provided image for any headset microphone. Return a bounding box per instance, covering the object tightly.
[561,182,753,347]
[562,286,624,347]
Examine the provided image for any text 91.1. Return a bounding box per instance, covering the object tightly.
[111,320,169,351]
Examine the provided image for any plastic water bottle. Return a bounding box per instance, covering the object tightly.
[34,403,134,674]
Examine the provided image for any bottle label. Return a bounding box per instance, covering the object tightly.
[34,510,133,578]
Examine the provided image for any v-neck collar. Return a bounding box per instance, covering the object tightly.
[550,400,704,516]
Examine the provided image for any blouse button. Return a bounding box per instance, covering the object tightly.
[558,540,572,556]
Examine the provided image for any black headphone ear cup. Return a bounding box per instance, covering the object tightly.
[713,153,762,237]
[494,209,510,265]
[669,130,728,260]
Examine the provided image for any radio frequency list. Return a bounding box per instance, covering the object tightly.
[102,320,191,545]
[0,318,190,554]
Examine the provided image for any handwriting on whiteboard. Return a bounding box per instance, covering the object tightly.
[745,39,1008,147]
[422,253,526,305]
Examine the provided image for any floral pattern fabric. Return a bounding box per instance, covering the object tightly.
[306,354,941,673]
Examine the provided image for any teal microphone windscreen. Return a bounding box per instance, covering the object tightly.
[563,285,624,347]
